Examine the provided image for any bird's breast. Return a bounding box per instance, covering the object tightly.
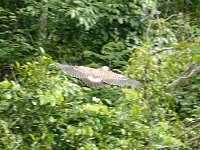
[87,76,102,83]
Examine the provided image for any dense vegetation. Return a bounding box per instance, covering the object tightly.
[0,0,200,149]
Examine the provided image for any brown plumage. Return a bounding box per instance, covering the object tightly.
[59,64,140,88]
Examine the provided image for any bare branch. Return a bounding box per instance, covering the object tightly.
[179,122,200,138]
[165,14,178,21]
[151,47,174,55]
[166,62,200,91]
[47,29,57,40]
[187,135,200,144]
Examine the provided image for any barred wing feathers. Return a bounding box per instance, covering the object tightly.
[59,65,88,78]
[59,65,104,87]
[59,64,140,88]
[101,70,140,88]
[81,78,104,87]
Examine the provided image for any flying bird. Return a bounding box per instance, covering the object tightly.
[59,64,140,88]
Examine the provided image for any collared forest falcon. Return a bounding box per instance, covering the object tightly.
[59,64,140,88]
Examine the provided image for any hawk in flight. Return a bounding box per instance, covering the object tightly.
[59,64,140,88]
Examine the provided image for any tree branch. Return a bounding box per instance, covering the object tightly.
[166,62,200,91]
[151,47,174,55]
[47,29,57,40]
[179,122,200,138]
[187,135,200,144]
[38,0,48,43]
[165,14,178,21]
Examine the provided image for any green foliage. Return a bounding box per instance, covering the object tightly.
[0,56,179,149]
[127,44,200,149]
[0,0,157,68]
[0,51,199,149]
[1,0,200,149]
[0,56,82,149]
[0,7,35,64]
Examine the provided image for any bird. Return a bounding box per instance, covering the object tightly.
[59,64,140,88]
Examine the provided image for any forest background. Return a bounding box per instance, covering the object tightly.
[0,0,200,149]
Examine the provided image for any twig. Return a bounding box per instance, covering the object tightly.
[179,122,200,138]
[166,62,200,91]
[187,135,200,144]
[48,29,57,40]
[165,14,178,21]
[184,33,197,42]
[151,47,174,55]
[179,69,196,79]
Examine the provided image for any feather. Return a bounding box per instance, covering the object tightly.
[59,65,87,78]
[82,78,104,87]
[59,64,140,88]
[103,78,140,88]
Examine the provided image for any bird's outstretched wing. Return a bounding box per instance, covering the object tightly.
[101,70,141,88]
[59,65,104,86]
[59,64,140,88]
[59,65,88,78]
[59,65,104,78]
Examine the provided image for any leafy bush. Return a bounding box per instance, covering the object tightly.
[126,43,200,149]
[0,52,199,149]
[1,0,200,149]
